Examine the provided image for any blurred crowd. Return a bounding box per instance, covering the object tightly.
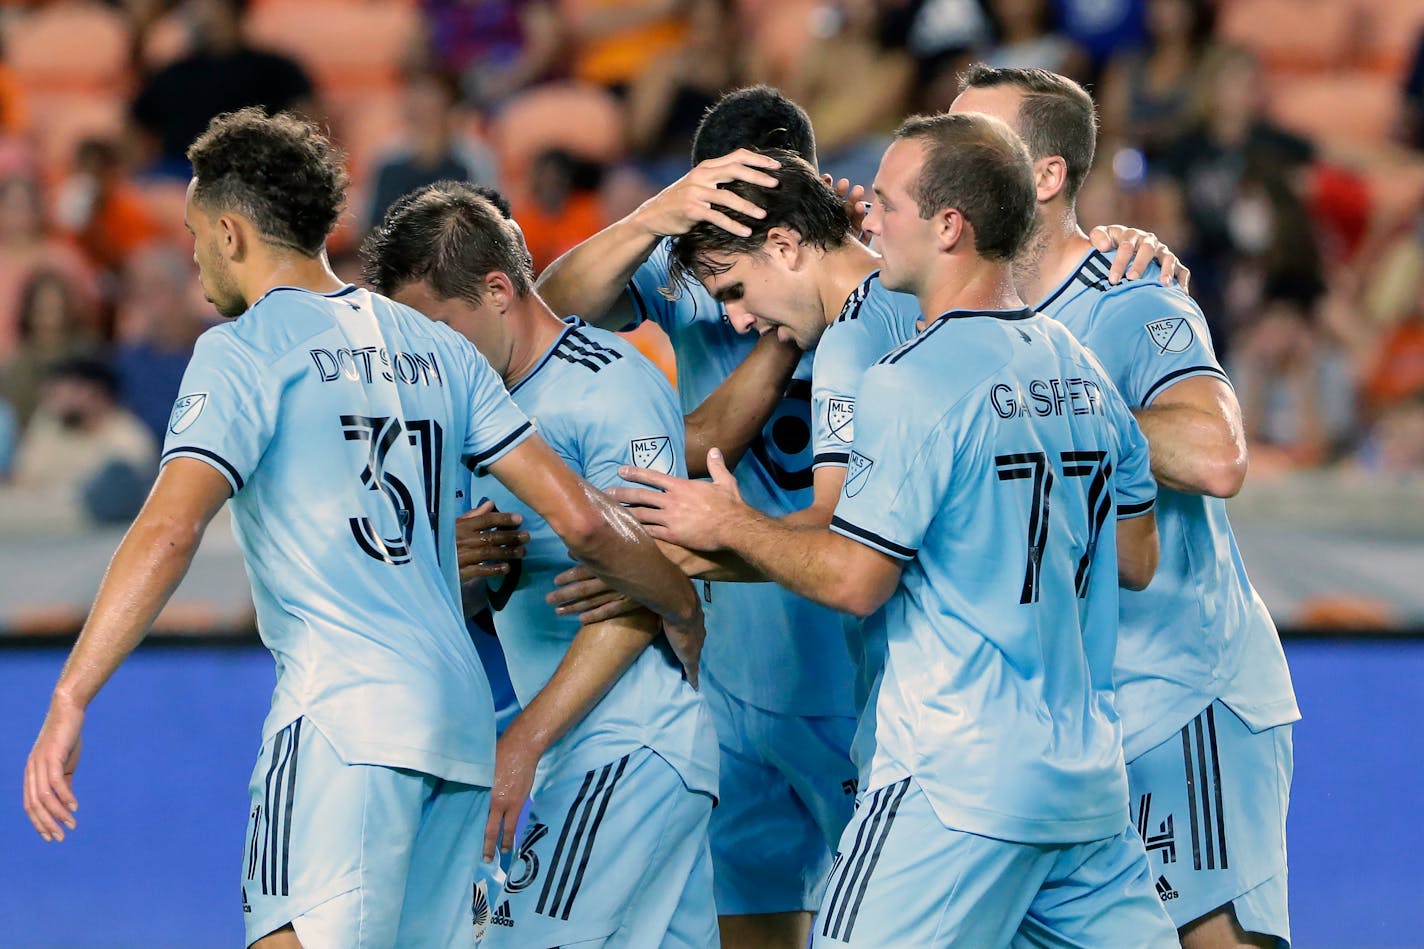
[1,0,1424,536]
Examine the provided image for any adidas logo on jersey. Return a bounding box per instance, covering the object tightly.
[1155,875,1179,902]
[492,900,515,927]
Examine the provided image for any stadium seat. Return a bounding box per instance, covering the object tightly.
[1219,0,1359,72]
[491,83,626,179]
[243,1,418,92]
[1269,72,1401,146]
[6,0,132,91]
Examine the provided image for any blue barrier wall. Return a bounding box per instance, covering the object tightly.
[2,639,1421,948]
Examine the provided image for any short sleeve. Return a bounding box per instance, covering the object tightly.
[578,364,687,491]
[828,365,949,561]
[1086,286,1228,409]
[161,330,277,493]
[459,343,534,472]
[1108,388,1157,519]
[626,239,720,332]
[811,321,880,470]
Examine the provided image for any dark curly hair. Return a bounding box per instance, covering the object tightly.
[360,181,534,304]
[186,107,348,256]
[668,150,851,290]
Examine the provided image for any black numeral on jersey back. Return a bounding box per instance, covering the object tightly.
[342,415,443,565]
[996,449,1113,604]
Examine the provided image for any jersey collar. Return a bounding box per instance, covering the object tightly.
[1035,248,1110,312]
[251,283,359,307]
[931,306,1035,322]
[509,317,585,395]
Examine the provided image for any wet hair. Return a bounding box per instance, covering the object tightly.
[186,107,348,256]
[893,112,1037,261]
[360,180,534,303]
[668,149,851,288]
[691,85,817,166]
[958,64,1097,203]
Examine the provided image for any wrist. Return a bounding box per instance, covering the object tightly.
[50,686,88,716]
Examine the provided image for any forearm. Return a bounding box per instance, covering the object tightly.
[1135,403,1247,497]
[720,506,856,611]
[685,333,801,476]
[536,214,661,327]
[570,484,701,623]
[506,610,659,752]
[53,513,204,709]
[660,539,763,582]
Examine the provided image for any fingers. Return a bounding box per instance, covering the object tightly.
[551,564,596,588]
[459,561,517,582]
[573,593,639,624]
[548,578,614,610]
[616,466,679,491]
[702,148,781,176]
[1174,264,1192,294]
[1127,238,1160,281]
[457,529,530,551]
[24,754,70,842]
[1087,224,1123,252]
[482,807,502,863]
[705,448,732,484]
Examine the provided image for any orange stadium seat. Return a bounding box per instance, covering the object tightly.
[1353,0,1424,77]
[243,1,418,92]
[1269,72,1401,147]
[18,90,126,172]
[1219,0,1359,73]
[5,0,131,91]
[492,82,626,181]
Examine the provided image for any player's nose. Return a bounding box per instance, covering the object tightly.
[724,306,757,334]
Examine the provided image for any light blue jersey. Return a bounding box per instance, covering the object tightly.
[629,239,854,718]
[830,307,1157,844]
[811,272,922,471]
[1038,249,1299,761]
[472,318,717,796]
[163,284,534,788]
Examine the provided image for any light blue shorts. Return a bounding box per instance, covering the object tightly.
[1128,700,1294,944]
[703,670,858,915]
[481,747,717,947]
[813,777,1178,948]
[240,718,487,948]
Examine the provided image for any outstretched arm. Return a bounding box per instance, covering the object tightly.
[485,609,661,859]
[537,150,781,328]
[484,436,704,680]
[23,458,230,842]
[684,333,801,477]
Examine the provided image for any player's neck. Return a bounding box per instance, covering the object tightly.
[1013,206,1090,307]
[243,248,345,305]
[502,295,568,388]
[819,240,883,326]
[919,257,1024,320]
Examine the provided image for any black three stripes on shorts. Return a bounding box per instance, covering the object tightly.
[247,719,303,898]
[535,755,631,922]
[820,777,912,943]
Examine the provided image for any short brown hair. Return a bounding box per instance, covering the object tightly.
[893,112,1036,261]
[958,64,1097,204]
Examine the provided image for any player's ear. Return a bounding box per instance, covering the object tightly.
[219,214,245,262]
[935,207,966,253]
[1034,155,1068,204]
[484,271,515,313]
[766,226,803,269]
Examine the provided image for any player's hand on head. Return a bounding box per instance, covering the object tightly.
[1088,225,1192,293]
[23,698,84,842]
[825,174,871,243]
[484,722,543,862]
[637,149,781,239]
[608,448,745,552]
[456,501,530,581]
[547,565,640,624]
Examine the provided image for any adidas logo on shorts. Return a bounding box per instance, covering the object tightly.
[1155,875,1179,902]
[493,900,515,928]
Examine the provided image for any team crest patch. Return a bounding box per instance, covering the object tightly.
[168,393,207,434]
[1145,318,1194,355]
[828,398,855,443]
[472,879,491,941]
[845,451,875,497]
[630,435,675,474]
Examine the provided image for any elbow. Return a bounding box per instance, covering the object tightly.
[558,507,613,560]
[1119,541,1159,592]
[838,579,892,619]
[1199,450,1248,499]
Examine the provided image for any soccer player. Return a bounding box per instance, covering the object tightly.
[20,109,704,949]
[951,65,1299,949]
[610,111,1178,946]
[362,182,719,947]
[538,87,858,948]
